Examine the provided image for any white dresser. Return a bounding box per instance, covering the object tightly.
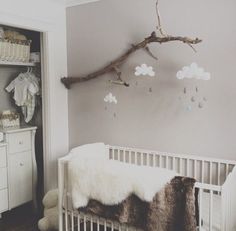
[0,126,37,218]
[0,142,8,216]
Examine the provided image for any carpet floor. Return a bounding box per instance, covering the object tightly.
[0,203,40,231]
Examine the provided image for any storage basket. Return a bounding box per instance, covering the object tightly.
[0,38,31,63]
[0,111,20,129]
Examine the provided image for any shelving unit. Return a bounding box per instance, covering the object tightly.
[0,61,37,67]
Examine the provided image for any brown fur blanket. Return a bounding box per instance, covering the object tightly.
[79,176,197,231]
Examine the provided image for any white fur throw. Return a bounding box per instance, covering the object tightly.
[67,143,177,209]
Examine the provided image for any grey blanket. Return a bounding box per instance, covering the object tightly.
[79,176,197,231]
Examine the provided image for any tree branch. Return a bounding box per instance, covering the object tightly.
[144,46,158,60]
[110,67,130,87]
[61,32,202,89]
[155,0,167,37]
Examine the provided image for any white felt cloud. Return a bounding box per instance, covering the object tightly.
[176,63,211,80]
[135,64,155,77]
[104,93,118,104]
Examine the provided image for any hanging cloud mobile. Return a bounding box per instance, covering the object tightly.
[176,63,211,80]
[177,63,211,111]
[135,64,155,77]
[104,93,118,104]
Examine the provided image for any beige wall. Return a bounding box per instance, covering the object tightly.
[66,0,236,160]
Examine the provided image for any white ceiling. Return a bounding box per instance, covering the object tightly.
[66,0,100,7]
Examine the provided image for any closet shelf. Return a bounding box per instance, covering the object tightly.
[0,61,37,67]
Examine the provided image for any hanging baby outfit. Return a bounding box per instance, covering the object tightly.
[6,70,40,123]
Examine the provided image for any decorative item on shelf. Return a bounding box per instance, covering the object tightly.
[0,110,20,129]
[0,30,31,63]
[0,39,32,63]
[30,52,40,63]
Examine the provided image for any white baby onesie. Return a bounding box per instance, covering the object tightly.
[6,72,40,123]
[5,73,34,106]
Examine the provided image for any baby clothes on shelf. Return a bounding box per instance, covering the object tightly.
[6,69,40,123]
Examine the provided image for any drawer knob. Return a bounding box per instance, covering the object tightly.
[19,141,23,145]
[20,163,24,166]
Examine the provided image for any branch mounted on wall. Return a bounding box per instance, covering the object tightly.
[61,0,202,89]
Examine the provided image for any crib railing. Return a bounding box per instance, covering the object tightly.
[58,145,236,231]
[62,210,140,231]
[108,145,236,231]
[62,205,138,231]
[109,145,236,186]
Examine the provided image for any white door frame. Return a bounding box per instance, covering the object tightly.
[0,12,55,191]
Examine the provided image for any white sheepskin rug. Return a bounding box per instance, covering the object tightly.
[67,143,177,209]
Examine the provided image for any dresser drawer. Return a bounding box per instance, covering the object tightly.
[0,189,8,213]
[9,151,32,208]
[0,146,7,167]
[8,131,31,153]
[0,168,7,189]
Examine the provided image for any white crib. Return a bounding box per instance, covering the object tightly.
[58,145,236,231]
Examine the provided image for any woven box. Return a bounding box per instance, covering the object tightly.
[0,39,31,63]
[0,111,20,129]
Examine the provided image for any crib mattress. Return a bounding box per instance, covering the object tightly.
[201,192,221,231]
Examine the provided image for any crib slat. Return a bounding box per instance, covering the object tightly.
[141,153,144,165]
[148,154,152,167]
[118,149,121,161]
[97,219,100,231]
[71,211,74,230]
[111,222,114,231]
[84,216,86,231]
[193,160,197,179]
[65,210,68,231]
[201,161,205,183]
[186,159,189,176]
[209,162,212,184]
[134,152,137,164]
[199,189,203,231]
[77,214,81,231]
[104,220,107,231]
[209,190,213,231]
[217,162,220,185]
[90,216,93,231]
[226,164,229,178]
[159,155,162,168]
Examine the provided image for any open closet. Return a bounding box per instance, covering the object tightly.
[0,24,44,225]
